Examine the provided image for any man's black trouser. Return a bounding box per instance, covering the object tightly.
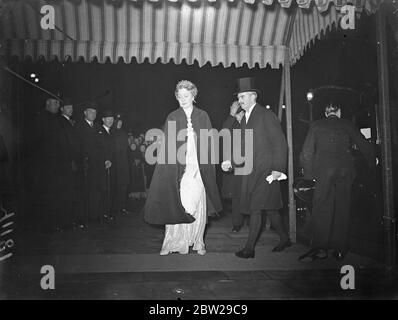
[311,167,355,252]
[232,198,244,228]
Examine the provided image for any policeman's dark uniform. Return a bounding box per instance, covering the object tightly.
[75,108,105,223]
[28,107,70,231]
[97,115,116,218]
[300,114,374,254]
[58,108,79,228]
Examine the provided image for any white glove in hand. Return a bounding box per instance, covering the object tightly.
[266,171,287,184]
[221,160,232,172]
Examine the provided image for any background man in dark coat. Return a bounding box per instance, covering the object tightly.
[27,97,69,232]
[58,98,78,229]
[221,101,244,232]
[299,103,374,261]
[112,116,130,216]
[98,109,116,220]
[75,103,105,224]
[222,78,290,259]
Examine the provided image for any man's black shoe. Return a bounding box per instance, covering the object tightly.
[272,239,292,252]
[235,249,255,259]
[298,248,328,262]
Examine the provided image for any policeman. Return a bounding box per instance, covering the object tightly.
[98,109,115,221]
[75,103,104,224]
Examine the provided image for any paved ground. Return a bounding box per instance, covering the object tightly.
[1,208,397,300]
[2,268,397,300]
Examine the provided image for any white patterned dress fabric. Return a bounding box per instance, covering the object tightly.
[160,114,207,255]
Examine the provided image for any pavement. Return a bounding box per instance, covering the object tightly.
[1,207,397,300]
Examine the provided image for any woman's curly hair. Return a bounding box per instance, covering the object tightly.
[175,80,198,99]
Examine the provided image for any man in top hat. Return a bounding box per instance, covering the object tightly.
[222,77,290,258]
[74,102,105,224]
[98,109,116,220]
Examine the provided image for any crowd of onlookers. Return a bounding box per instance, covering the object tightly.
[24,97,159,234]
[126,132,156,201]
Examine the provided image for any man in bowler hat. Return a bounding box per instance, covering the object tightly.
[222,77,290,258]
[57,97,79,229]
[98,109,116,220]
[75,102,105,224]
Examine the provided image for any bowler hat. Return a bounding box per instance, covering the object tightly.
[235,77,260,95]
[62,97,74,107]
[83,102,98,111]
[102,109,115,118]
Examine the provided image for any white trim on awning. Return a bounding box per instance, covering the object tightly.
[0,0,381,68]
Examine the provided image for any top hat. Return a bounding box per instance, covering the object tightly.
[235,77,260,95]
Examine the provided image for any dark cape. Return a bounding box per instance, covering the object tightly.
[144,106,222,225]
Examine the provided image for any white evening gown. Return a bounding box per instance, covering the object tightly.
[160,114,207,255]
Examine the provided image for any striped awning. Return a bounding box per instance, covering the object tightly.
[0,0,381,68]
[126,0,381,13]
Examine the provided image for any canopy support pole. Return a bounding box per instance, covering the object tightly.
[280,4,298,243]
[278,70,285,121]
[279,3,297,122]
[376,4,396,269]
[284,48,296,243]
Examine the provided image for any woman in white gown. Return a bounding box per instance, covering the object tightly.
[161,81,207,255]
[144,80,222,256]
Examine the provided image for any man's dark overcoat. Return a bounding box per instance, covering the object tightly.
[238,104,288,214]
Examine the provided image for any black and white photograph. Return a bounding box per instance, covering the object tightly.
[0,0,398,304]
